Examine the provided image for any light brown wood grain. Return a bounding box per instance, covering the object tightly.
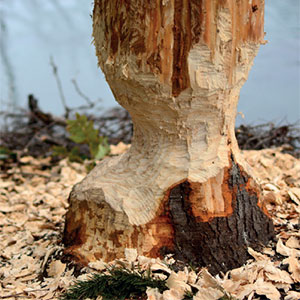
[64,1,272,273]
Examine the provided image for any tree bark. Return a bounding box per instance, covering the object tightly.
[63,0,274,274]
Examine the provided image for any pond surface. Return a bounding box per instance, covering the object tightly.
[0,0,299,125]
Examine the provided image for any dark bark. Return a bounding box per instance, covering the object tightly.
[164,155,275,275]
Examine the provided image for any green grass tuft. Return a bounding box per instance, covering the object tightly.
[60,267,168,300]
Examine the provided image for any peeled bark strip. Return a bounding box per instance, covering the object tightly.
[64,0,274,274]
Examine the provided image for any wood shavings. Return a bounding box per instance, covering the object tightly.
[110,142,131,155]
[162,288,184,300]
[166,271,191,297]
[146,287,163,300]
[277,239,300,257]
[286,236,300,249]
[194,287,224,300]
[283,249,300,283]
[285,291,300,300]
[248,247,269,261]
[0,159,86,299]
[124,248,138,262]
[254,278,281,300]
[0,148,299,299]
[47,260,66,277]
[243,148,300,206]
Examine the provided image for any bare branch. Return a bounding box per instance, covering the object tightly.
[71,78,94,107]
[50,56,70,118]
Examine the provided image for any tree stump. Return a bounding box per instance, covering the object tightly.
[64,0,274,275]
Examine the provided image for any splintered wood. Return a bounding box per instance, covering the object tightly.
[64,0,274,272]
[0,147,299,300]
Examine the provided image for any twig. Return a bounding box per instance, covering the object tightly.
[40,246,62,276]
[71,78,94,107]
[50,57,99,117]
[50,56,70,118]
[18,121,55,156]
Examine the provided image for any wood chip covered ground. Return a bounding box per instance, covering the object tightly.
[0,145,299,300]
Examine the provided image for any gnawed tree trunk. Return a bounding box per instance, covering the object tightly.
[64,0,274,275]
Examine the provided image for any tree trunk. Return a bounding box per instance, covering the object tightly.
[63,0,274,275]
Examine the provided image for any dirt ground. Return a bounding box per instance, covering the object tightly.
[0,145,299,300]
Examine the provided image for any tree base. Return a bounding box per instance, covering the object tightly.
[165,156,275,275]
[63,154,274,275]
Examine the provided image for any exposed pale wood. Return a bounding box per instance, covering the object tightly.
[64,0,274,273]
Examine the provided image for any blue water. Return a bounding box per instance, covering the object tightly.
[0,0,299,125]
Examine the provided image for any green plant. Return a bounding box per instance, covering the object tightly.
[52,146,86,163]
[0,146,16,160]
[66,113,110,160]
[60,267,168,300]
[52,113,110,165]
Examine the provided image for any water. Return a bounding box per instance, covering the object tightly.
[0,0,299,125]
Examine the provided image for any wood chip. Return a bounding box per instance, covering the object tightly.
[1,148,299,299]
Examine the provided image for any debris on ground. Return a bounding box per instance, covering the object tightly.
[0,146,299,299]
[1,96,299,160]
[237,123,300,158]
